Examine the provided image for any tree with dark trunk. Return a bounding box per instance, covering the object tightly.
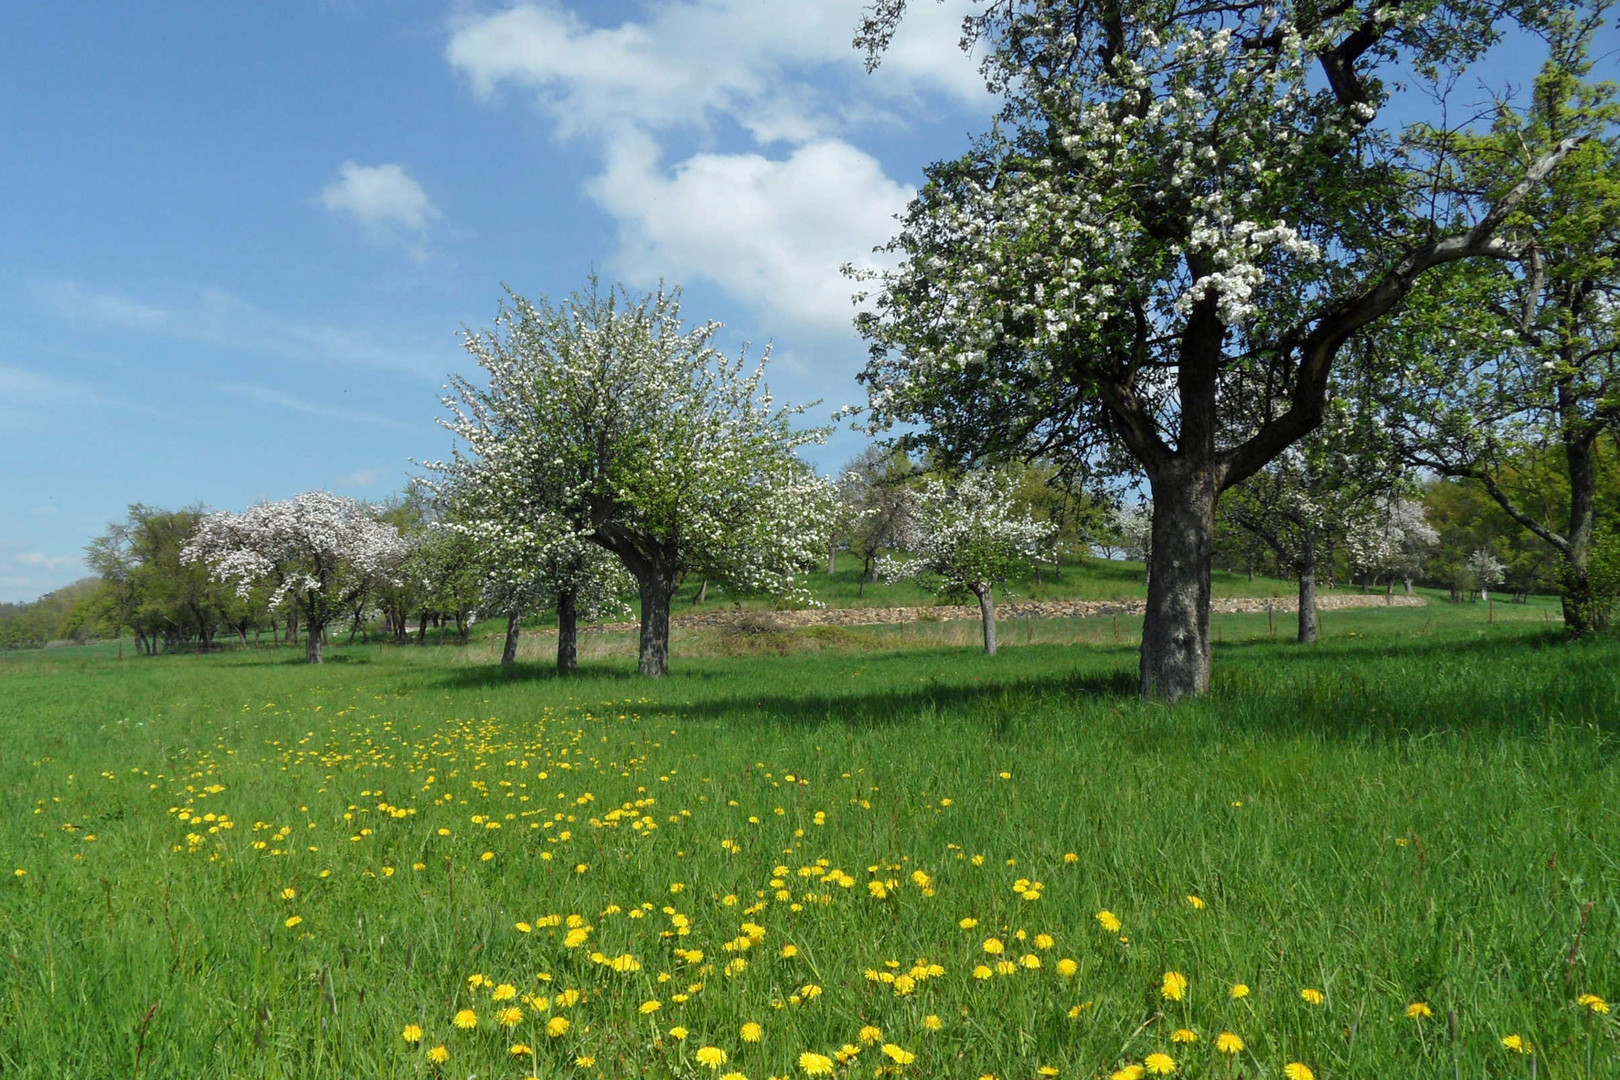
[433,280,833,677]
[880,470,1051,656]
[1224,406,1401,643]
[1382,11,1619,636]
[852,0,1586,698]
[183,492,407,665]
[836,445,915,598]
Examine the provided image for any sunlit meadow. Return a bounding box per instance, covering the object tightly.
[2,597,1617,1079]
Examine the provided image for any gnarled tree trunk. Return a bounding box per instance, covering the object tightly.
[557,589,578,673]
[501,611,521,667]
[1296,545,1319,645]
[1140,463,1217,699]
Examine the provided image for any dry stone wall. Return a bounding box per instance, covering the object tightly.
[593,592,1425,633]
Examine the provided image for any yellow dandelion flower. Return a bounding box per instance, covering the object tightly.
[1283,1064,1315,1080]
[1096,911,1122,933]
[959,917,979,929]
[1406,1002,1433,1020]
[1300,988,1324,1006]
[498,1007,524,1027]
[982,937,1005,955]
[280,887,298,900]
[640,1000,662,1014]
[799,1051,836,1076]
[670,1026,689,1041]
[1170,1028,1197,1043]
[1578,993,1609,1014]
[576,1055,596,1067]
[1110,1066,1145,1080]
[741,1022,764,1042]
[426,1044,449,1064]
[1500,1034,1531,1054]
[547,1016,571,1038]
[923,1015,942,1031]
[859,1026,884,1045]
[1057,957,1078,977]
[402,1024,424,1043]
[1216,1032,1244,1055]
[1161,971,1188,1001]
[721,1073,747,1080]
[696,1045,728,1069]
[1230,983,1250,999]
[1144,1052,1177,1075]
[1038,1068,1059,1077]
[284,915,303,929]
[1187,895,1205,909]
[510,1042,532,1055]
[972,964,993,980]
[780,944,799,958]
[881,1043,914,1065]
[1034,933,1055,949]
[453,1009,478,1030]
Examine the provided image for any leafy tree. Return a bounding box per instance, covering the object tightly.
[83,505,250,653]
[1222,404,1401,641]
[1005,458,1110,579]
[184,492,407,663]
[879,469,1051,654]
[851,0,1584,697]
[1381,8,1619,633]
[836,445,916,594]
[434,281,833,677]
[1345,496,1439,595]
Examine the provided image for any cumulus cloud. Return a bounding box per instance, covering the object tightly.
[446,1,991,338]
[320,161,441,255]
[447,1,985,139]
[591,134,911,333]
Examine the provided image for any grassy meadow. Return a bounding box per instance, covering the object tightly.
[2,591,1618,1079]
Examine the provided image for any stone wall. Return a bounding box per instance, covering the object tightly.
[591,591,1425,633]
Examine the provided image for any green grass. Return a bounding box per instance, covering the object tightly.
[675,555,1334,610]
[1,593,1617,1079]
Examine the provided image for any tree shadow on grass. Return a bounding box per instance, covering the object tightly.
[423,624,1619,742]
[432,660,646,688]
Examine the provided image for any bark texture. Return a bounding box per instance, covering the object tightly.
[557,589,578,673]
[501,611,521,667]
[1296,550,1319,645]
[972,583,997,656]
[1140,466,1216,699]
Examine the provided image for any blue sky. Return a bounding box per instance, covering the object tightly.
[1,0,1000,602]
[0,2,1603,602]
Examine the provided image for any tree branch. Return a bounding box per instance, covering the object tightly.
[1219,135,1586,490]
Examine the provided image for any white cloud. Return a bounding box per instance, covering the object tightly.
[44,280,448,378]
[447,2,991,338]
[219,383,414,430]
[447,0,987,139]
[337,467,384,488]
[591,134,911,334]
[15,552,82,570]
[320,161,441,255]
